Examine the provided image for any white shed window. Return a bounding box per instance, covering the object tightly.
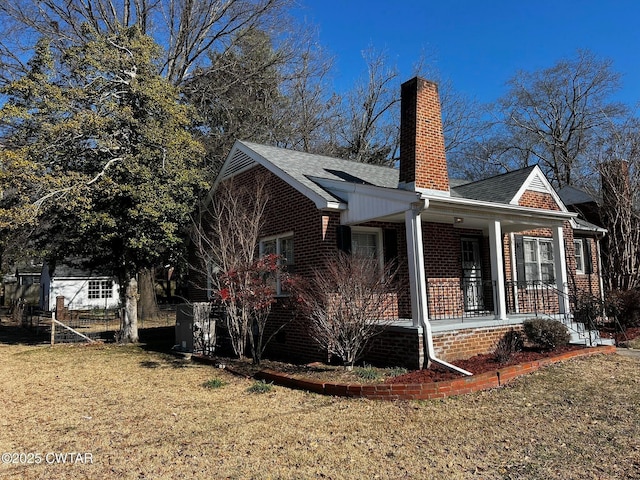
[88,280,113,299]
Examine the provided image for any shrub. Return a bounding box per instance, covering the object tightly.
[607,289,640,329]
[247,380,274,394]
[202,378,226,389]
[523,319,570,350]
[494,329,524,364]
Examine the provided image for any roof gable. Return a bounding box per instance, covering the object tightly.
[511,167,568,211]
[451,165,568,212]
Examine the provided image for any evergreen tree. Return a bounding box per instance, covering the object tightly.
[0,27,207,341]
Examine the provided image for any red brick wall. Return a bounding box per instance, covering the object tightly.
[364,327,424,370]
[399,78,449,192]
[518,190,560,210]
[432,325,524,361]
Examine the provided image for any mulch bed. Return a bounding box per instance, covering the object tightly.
[200,344,597,386]
[386,344,585,384]
[599,326,640,345]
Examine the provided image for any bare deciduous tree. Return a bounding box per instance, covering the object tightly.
[327,48,400,165]
[300,252,398,370]
[0,0,293,85]
[192,177,268,358]
[481,50,627,187]
[596,121,640,291]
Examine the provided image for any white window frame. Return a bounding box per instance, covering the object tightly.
[351,226,384,270]
[259,232,294,296]
[523,237,555,285]
[88,279,113,299]
[574,239,585,275]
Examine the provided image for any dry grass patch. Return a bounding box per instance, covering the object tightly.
[628,337,640,349]
[0,340,639,479]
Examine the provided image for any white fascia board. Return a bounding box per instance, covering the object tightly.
[310,176,423,224]
[426,193,577,223]
[510,166,569,212]
[212,141,346,211]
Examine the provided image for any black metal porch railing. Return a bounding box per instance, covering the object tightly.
[425,279,575,321]
[505,280,564,317]
[426,279,495,320]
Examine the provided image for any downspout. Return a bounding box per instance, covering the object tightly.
[595,234,606,305]
[405,201,472,376]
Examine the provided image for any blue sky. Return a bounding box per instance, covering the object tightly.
[293,1,640,108]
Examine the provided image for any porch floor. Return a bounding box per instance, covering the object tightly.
[389,314,541,333]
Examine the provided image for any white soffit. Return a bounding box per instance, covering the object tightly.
[310,176,421,224]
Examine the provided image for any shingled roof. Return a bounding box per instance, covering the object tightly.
[450,167,537,203]
[219,141,562,209]
[220,141,399,205]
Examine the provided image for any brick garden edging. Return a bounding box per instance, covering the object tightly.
[255,345,616,401]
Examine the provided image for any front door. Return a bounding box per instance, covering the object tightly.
[461,238,484,312]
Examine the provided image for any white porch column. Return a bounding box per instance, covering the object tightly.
[405,203,429,327]
[488,219,507,320]
[552,225,570,315]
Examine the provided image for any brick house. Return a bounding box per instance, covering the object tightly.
[195,77,609,371]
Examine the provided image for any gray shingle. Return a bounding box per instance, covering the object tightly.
[451,166,536,203]
[241,141,398,203]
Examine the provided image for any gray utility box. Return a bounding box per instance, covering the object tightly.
[175,303,216,355]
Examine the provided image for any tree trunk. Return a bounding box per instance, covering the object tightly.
[138,268,159,321]
[120,277,139,343]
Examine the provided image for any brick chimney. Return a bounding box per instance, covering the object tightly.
[399,77,450,194]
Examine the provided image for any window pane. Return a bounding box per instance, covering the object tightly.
[101,280,113,299]
[524,240,537,262]
[352,232,377,258]
[539,241,554,262]
[525,263,540,281]
[262,239,276,256]
[574,240,584,272]
[88,280,100,299]
[280,237,294,265]
[541,264,555,283]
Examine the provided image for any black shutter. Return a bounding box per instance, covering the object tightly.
[336,225,352,253]
[584,238,594,274]
[383,229,398,263]
[514,235,526,285]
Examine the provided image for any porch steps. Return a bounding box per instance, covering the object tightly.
[556,314,615,347]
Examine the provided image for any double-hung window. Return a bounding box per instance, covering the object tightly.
[523,238,555,284]
[259,233,294,295]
